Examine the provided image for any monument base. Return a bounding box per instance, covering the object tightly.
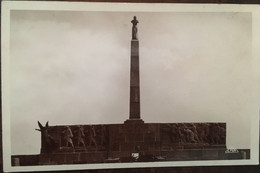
[11,148,250,166]
[35,122,227,154]
[124,119,144,124]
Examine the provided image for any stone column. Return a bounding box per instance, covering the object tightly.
[129,40,140,119]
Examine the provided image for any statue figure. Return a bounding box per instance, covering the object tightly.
[75,125,86,148]
[183,128,196,143]
[190,123,200,143]
[131,16,139,40]
[62,126,74,148]
[87,125,98,150]
[178,123,188,143]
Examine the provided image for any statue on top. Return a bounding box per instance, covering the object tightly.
[131,16,139,40]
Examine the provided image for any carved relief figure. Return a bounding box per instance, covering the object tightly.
[190,123,200,143]
[75,125,86,148]
[87,125,98,150]
[161,123,226,146]
[183,128,197,143]
[178,123,188,143]
[62,126,74,148]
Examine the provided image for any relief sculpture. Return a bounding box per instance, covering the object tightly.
[161,123,226,146]
[62,126,74,148]
[74,125,86,149]
[36,121,60,153]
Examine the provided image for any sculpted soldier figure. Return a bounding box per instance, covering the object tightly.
[87,125,98,150]
[171,124,182,143]
[131,16,139,40]
[178,123,188,143]
[62,126,74,148]
[75,125,86,148]
[183,128,197,143]
[190,123,200,143]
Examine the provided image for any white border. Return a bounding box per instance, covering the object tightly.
[1,1,260,172]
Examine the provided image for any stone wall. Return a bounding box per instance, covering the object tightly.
[38,121,226,155]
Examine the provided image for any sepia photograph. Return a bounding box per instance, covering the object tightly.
[2,1,259,172]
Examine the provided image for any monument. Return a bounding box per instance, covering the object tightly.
[11,16,249,166]
[129,16,141,120]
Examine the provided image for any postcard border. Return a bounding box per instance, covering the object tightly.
[1,1,259,172]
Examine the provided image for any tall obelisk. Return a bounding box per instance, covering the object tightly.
[129,16,141,120]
